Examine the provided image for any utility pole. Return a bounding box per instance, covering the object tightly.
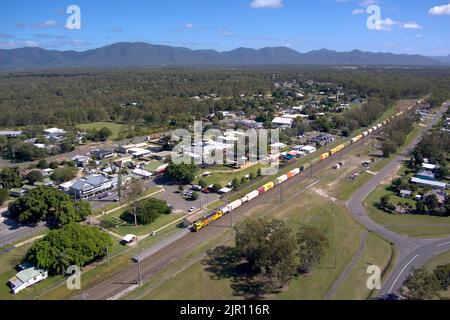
[230,210,233,228]
[309,193,311,210]
[106,244,110,267]
[117,171,122,201]
[279,182,284,204]
[136,261,142,286]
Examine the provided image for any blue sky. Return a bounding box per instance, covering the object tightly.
[0,0,449,56]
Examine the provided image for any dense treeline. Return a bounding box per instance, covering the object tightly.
[26,223,112,275]
[1,67,449,129]
[381,110,418,158]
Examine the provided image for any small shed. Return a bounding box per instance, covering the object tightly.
[399,190,412,198]
[121,234,138,246]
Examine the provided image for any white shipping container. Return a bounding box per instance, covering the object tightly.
[220,206,230,214]
[227,199,243,212]
[275,174,288,185]
[245,190,260,202]
[289,168,300,176]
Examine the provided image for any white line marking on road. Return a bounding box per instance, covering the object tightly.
[388,255,419,294]
[437,241,450,247]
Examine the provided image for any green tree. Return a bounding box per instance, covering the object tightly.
[296,226,329,273]
[433,264,450,291]
[26,223,112,274]
[235,219,298,291]
[198,179,208,188]
[0,167,22,189]
[8,186,90,225]
[25,170,44,184]
[211,184,222,193]
[124,198,171,225]
[50,167,78,184]
[401,268,441,300]
[37,159,49,169]
[190,191,199,201]
[0,188,9,205]
[165,162,198,184]
[98,127,113,141]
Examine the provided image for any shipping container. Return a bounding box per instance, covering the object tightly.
[220,206,230,214]
[262,182,275,192]
[289,168,300,177]
[227,199,242,212]
[258,187,266,194]
[244,190,260,202]
[275,174,288,185]
[362,131,369,137]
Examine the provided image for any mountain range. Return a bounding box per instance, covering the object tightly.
[0,42,449,69]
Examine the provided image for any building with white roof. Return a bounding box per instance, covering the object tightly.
[272,117,293,128]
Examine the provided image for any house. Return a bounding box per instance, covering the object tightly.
[399,190,412,198]
[9,188,25,198]
[422,163,439,171]
[91,149,115,159]
[132,168,152,178]
[128,147,151,158]
[272,117,293,129]
[71,155,91,167]
[9,267,48,294]
[44,128,66,136]
[269,142,287,150]
[411,177,447,190]
[113,156,133,168]
[150,151,173,161]
[300,146,317,154]
[68,175,118,199]
[424,190,448,205]
[415,170,436,181]
[0,131,23,138]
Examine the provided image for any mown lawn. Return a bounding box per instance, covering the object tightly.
[333,233,394,300]
[99,210,186,237]
[76,122,123,140]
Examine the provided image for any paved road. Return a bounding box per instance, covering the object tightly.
[347,104,450,298]
[74,131,381,300]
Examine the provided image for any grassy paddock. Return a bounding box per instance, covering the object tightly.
[76,122,124,140]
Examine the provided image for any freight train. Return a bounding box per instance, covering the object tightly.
[192,118,391,232]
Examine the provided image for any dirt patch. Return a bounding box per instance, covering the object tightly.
[313,188,337,202]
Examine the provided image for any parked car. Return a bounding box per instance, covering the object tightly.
[189,206,198,212]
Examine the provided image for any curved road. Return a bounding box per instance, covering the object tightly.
[348,104,450,297]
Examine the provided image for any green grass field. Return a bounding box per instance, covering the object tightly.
[333,233,394,300]
[99,209,186,237]
[76,122,124,140]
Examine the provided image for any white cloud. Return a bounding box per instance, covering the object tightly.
[352,9,365,15]
[374,18,397,31]
[428,4,450,15]
[250,0,284,9]
[402,23,422,29]
[428,3,450,16]
[0,40,40,49]
[185,23,194,29]
[31,20,57,29]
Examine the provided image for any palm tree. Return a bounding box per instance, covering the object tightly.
[53,251,70,275]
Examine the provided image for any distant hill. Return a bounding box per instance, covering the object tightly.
[0,42,448,69]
